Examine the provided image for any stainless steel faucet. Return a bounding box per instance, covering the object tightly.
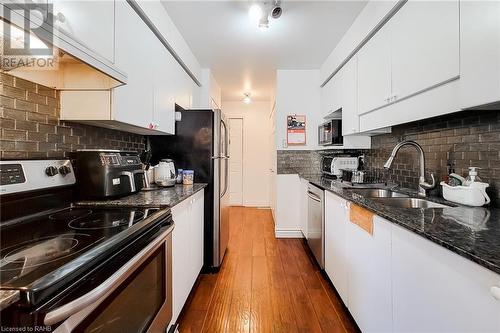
[384,140,435,197]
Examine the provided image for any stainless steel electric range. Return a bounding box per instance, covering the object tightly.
[0,159,173,332]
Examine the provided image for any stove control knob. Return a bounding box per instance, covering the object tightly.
[59,165,71,176]
[45,166,59,177]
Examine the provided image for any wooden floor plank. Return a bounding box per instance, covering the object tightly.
[317,271,360,333]
[179,207,357,333]
[308,288,346,333]
[226,289,251,333]
[250,288,274,333]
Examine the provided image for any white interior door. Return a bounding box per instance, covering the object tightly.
[229,118,243,206]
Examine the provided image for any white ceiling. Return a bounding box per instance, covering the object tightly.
[162,1,367,101]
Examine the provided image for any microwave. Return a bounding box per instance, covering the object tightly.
[318,119,343,146]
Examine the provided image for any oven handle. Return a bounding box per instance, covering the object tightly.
[44,224,174,326]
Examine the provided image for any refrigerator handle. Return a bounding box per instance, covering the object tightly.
[220,119,229,198]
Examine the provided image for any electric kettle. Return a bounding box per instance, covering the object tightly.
[155,159,176,187]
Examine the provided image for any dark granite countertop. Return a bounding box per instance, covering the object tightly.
[300,175,500,276]
[76,183,207,208]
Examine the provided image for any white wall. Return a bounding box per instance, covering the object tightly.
[223,101,272,207]
[275,70,323,151]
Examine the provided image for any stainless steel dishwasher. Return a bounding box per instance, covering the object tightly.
[306,183,325,268]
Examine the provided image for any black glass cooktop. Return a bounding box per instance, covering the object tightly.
[0,206,165,306]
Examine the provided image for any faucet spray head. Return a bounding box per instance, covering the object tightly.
[384,155,395,169]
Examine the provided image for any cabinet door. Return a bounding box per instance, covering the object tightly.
[322,72,342,116]
[390,0,459,102]
[113,1,153,129]
[347,215,392,333]
[460,0,500,109]
[324,192,349,306]
[392,224,500,332]
[153,44,176,134]
[171,199,192,323]
[51,0,115,63]
[191,191,205,280]
[341,57,359,135]
[357,24,391,115]
[299,179,309,237]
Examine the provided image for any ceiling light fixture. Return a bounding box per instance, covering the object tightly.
[258,16,269,30]
[249,1,282,29]
[243,93,252,104]
[271,0,282,19]
[248,3,263,22]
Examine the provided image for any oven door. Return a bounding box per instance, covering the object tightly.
[46,227,173,333]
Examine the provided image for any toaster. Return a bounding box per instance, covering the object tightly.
[75,150,144,198]
[322,156,359,177]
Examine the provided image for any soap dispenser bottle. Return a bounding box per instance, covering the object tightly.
[465,167,482,185]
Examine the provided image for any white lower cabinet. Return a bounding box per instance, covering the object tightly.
[299,178,309,238]
[324,192,349,305]
[392,224,500,333]
[324,192,500,332]
[170,190,205,325]
[347,215,392,333]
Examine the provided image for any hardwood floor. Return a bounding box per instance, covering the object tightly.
[177,207,358,333]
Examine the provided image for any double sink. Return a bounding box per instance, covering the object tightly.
[346,188,449,209]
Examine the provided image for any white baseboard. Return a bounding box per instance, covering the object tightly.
[275,229,305,238]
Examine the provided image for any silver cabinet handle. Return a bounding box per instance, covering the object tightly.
[491,286,500,301]
[307,191,321,202]
[44,225,173,326]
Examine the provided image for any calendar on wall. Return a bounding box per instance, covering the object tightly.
[286,115,306,145]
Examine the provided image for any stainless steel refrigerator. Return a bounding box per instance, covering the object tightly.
[149,109,230,271]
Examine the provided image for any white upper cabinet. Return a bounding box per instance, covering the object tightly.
[460,0,500,109]
[357,24,391,115]
[152,42,176,134]
[341,57,359,135]
[321,71,342,116]
[392,224,500,332]
[389,0,459,102]
[357,0,459,115]
[113,1,155,130]
[324,192,349,306]
[50,1,115,64]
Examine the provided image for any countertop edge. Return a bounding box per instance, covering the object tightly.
[300,175,500,276]
[76,183,208,209]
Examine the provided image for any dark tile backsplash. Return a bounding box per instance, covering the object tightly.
[1,73,145,159]
[277,150,322,175]
[277,110,500,206]
[277,149,367,176]
[364,110,500,206]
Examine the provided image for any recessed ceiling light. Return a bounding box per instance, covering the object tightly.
[249,3,263,22]
[243,93,251,104]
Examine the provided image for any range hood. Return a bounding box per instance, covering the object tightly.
[1,13,125,90]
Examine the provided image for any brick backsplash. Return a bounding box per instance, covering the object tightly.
[277,149,367,176]
[0,73,145,159]
[364,109,500,206]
